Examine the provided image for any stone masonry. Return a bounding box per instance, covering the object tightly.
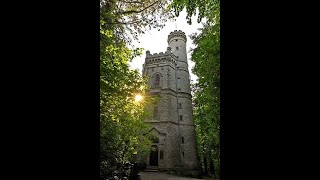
[140,30,199,176]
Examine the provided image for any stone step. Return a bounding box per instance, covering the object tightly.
[144,169,159,172]
[145,166,159,172]
[146,166,158,169]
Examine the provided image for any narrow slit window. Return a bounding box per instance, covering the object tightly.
[179,115,183,121]
[182,151,185,157]
[178,103,182,109]
[160,150,164,159]
[154,107,159,119]
[182,137,184,144]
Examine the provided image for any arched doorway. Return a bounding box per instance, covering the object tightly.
[149,145,158,166]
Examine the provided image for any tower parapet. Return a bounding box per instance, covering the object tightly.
[145,49,178,65]
[167,30,187,44]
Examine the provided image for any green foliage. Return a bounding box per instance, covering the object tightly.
[100,0,174,44]
[169,0,220,177]
[100,0,171,179]
[170,0,219,24]
[100,26,153,178]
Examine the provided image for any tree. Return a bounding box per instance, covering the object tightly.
[100,0,174,44]
[100,24,153,178]
[100,0,172,179]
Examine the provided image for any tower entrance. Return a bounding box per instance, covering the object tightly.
[149,145,158,166]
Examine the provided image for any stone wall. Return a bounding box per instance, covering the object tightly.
[141,30,199,176]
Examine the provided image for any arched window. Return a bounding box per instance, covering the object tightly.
[151,73,162,88]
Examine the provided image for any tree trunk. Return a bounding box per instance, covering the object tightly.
[203,156,208,175]
[209,159,215,178]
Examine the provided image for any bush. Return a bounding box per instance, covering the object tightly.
[137,162,146,171]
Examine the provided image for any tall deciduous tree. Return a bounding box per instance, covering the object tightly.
[100,22,153,179]
[100,0,172,179]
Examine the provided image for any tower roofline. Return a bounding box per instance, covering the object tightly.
[167,30,187,44]
[145,47,177,60]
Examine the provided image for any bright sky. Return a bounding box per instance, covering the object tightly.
[129,9,205,84]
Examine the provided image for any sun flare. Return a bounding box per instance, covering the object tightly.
[134,94,143,102]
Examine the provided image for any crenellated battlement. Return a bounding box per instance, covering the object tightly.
[167,30,187,43]
[145,54,177,65]
[145,47,178,65]
[146,52,177,58]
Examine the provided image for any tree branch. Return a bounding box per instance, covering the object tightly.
[119,0,144,4]
[117,0,159,15]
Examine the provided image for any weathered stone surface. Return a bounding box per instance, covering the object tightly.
[140,30,199,175]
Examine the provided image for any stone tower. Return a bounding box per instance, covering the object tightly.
[141,30,199,176]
